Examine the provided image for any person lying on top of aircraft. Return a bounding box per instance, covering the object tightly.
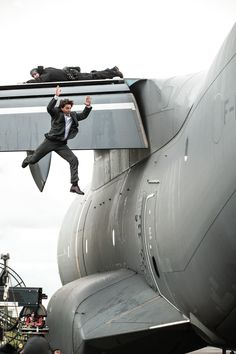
[26,65,123,83]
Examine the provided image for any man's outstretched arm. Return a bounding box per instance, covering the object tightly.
[76,95,92,121]
[47,85,61,114]
[85,95,92,108]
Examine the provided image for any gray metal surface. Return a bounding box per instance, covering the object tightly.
[189,350,220,354]
[47,269,203,354]
[0,79,128,97]
[52,24,236,353]
[129,73,205,153]
[189,350,232,354]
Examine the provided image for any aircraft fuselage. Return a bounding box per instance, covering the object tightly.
[57,24,236,349]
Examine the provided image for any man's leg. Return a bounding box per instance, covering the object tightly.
[74,67,123,81]
[22,139,55,168]
[91,66,123,79]
[76,72,94,80]
[55,145,84,195]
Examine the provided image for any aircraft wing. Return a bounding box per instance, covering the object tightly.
[47,269,205,354]
[0,79,148,151]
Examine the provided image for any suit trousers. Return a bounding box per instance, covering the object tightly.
[66,68,116,80]
[25,138,79,184]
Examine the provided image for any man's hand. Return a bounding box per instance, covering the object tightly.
[55,85,61,97]
[85,95,92,107]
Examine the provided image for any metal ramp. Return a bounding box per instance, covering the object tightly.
[0,79,148,151]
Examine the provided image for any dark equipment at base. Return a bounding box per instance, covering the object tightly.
[0,254,49,341]
[0,287,46,307]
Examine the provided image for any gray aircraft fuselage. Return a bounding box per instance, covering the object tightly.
[45,24,236,354]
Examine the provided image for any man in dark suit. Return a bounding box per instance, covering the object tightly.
[26,65,123,83]
[21,85,92,195]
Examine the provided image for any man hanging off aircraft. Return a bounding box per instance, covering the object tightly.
[21,85,92,195]
[26,65,123,83]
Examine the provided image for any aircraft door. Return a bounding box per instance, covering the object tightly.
[143,190,177,303]
[143,192,161,292]
[76,199,92,277]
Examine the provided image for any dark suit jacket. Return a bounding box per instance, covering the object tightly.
[27,67,68,83]
[45,97,92,141]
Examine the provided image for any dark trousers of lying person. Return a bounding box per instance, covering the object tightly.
[22,87,92,195]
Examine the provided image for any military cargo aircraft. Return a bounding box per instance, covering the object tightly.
[1,23,236,354]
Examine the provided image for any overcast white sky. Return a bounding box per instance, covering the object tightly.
[0,0,236,304]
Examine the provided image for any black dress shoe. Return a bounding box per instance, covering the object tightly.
[111,66,123,78]
[70,185,85,195]
[21,159,29,168]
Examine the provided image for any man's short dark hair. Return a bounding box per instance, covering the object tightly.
[30,66,44,76]
[59,99,74,108]
[30,68,38,76]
